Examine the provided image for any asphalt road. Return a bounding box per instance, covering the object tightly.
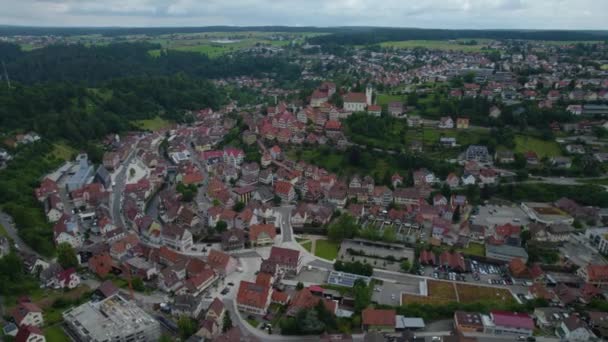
[110,146,138,228]
[0,210,41,258]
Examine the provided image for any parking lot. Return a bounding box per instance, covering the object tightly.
[471,204,530,227]
[372,281,421,305]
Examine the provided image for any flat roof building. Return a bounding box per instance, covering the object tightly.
[63,294,160,342]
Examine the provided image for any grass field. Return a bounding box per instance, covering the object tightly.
[602,64,608,71]
[51,142,77,161]
[131,116,172,131]
[514,135,562,158]
[379,40,491,52]
[315,239,339,260]
[300,240,312,252]
[376,94,405,105]
[0,224,8,238]
[44,326,70,342]
[457,242,485,257]
[579,178,608,185]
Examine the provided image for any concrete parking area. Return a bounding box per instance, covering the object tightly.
[372,280,422,305]
[471,204,530,227]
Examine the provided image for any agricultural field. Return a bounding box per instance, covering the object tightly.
[376,93,405,106]
[379,39,492,52]
[514,135,562,158]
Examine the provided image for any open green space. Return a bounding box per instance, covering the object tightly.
[379,39,491,52]
[300,240,312,252]
[314,239,339,260]
[0,224,8,238]
[51,142,77,161]
[578,178,608,186]
[514,135,562,158]
[44,326,71,342]
[457,242,485,257]
[246,317,259,327]
[131,116,172,131]
[376,94,405,105]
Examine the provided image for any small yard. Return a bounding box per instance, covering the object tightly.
[376,94,405,105]
[51,142,77,161]
[246,317,259,328]
[402,280,514,305]
[131,116,172,131]
[458,242,485,257]
[314,239,339,261]
[514,135,562,158]
[300,240,312,252]
[44,326,70,342]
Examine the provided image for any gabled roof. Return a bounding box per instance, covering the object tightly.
[362,308,396,327]
[490,311,534,330]
[249,224,277,242]
[236,281,271,309]
[207,249,233,271]
[11,303,42,324]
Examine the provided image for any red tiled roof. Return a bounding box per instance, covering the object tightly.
[255,272,273,287]
[207,250,232,271]
[362,308,396,327]
[15,325,43,342]
[11,303,42,325]
[343,92,367,103]
[269,246,300,266]
[274,181,293,196]
[237,281,271,309]
[587,265,608,282]
[249,224,277,242]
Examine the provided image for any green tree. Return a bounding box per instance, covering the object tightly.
[353,279,372,312]
[327,214,359,242]
[273,195,282,206]
[178,316,197,340]
[215,220,228,234]
[401,260,411,272]
[296,282,304,290]
[222,311,233,333]
[131,277,145,292]
[452,205,461,223]
[233,201,245,212]
[57,242,79,269]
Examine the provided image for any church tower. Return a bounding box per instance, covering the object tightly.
[365,84,373,106]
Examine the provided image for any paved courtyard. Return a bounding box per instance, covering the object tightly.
[471,204,530,227]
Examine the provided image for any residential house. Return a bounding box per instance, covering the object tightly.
[274,181,295,203]
[172,294,205,318]
[14,325,45,342]
[236,281,272,315]
[249,224,277,247]
[362,308,396,332]
[456,117,470,129]
[161,224,193,252]
[343,92,368,112]
[438,117,454,129]
[221,229,246,251]
[556,316,596,341]
[464,145,491,163]
[207,249,237,276]
[264,246,302,277]
[11,303,43,327]
[578,265,608,287]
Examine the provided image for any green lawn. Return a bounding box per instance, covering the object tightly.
[314,240,339,261]
[578,178,608,186]
[246,317,259,327]
[131,116,172,131]
[0,223,8,238]
[376,94,404,105]
[458,242,486,257]
[51,142,77,161]
[514,135,562,158]
[300,240,312,252]
[44,326,70,342]
[379,40,491,52]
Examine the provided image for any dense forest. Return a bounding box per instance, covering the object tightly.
[0,42,301,85]
[309,28,608,46]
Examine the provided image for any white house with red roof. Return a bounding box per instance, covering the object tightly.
[14,325,45,342]
[274,181,295,203]
[51,267,81,289]
[236,281,272,315]
[53,215,83,248]
[11,303,43,327]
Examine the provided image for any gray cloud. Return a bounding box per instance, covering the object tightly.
[0,0,605,29]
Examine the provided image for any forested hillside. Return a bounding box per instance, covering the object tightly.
[0,42,301,85]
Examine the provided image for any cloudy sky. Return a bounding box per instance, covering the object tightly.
[0,0,606,30]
